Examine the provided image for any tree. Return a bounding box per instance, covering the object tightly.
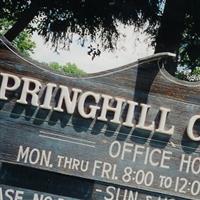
[1,0,200,75]
[0,18,36,56]
[178,1,200,72]
[153,0,200,75]
[154,1,187,54]
[48,62,86,77]
[1,0,163,50]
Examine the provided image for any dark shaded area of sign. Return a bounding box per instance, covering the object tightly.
[0,162,94,199]
[0,163,189,200]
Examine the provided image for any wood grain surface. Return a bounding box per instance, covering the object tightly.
[0,36,199,200]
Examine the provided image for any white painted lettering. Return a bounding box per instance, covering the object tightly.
[187,115,200,141]
[98,95,125,124]
[78,91,100,119]
[17,77,42,106]
[0,73,21,100]
[136,104,154,131]
[40,83,57,109]
[54,86,81,113]
[155,107,174,135]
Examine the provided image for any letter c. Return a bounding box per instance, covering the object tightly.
[187,115,200,141]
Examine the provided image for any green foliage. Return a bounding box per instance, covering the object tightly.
[13,31,36,56]
[177,1,200,72]
[175,71,188,81]
[192,66,200,75]
[178,25,200,72]
[0,0,164,50]
[2,0,200,75]
[48,62,61,72]
[175,66,200,82]
[0,18,36,56]
[48,62,86,77]
[0,1,29,20]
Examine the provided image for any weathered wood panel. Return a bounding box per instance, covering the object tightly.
[0,37,199,199]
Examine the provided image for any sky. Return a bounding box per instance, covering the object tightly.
[31,24,154,74]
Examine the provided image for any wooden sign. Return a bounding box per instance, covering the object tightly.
[0,36,199,200]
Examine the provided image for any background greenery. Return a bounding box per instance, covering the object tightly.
[1,0,200,80]
[0,18,86,77]
[47,62,86,77]
[0,18,36,56]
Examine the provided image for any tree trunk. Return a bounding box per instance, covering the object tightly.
[155,0,187,75]
[155,0,187,53]
[4,1,41,42]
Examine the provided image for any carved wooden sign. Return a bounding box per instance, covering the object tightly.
[0,36,199,200]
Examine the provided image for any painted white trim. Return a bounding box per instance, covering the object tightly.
[158,60,200,87]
